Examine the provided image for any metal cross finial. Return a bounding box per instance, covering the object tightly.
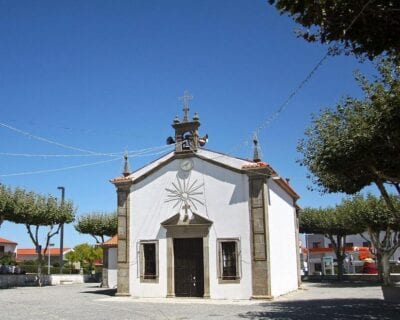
[253,132,261,162]
[178,90,193,122]
[123,149,130,177]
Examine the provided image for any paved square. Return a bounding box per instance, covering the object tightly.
[0,282,399,319]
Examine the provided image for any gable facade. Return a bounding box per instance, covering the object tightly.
[112,148,300,299]
[111,107,299,299]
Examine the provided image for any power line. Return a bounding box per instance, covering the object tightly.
[227,0,375,158]
[0,147,174,177]
[0,157,121,177]
[0,144,173,158]
[0,121,100,155]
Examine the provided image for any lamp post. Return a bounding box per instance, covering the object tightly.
[47,243,55,275]
[58,186,65,274]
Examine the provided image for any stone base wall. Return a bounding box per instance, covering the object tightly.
[0,274,38,288]
[303,274,400,282]
[0,274,88,288]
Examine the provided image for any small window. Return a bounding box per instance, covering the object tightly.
[314,263,322,272]
[217,239,240,283]
[139,241,158,282]
[312,242,321,248]
[345,242,354,248]
[328,243,333,248]
[363,241,371,247]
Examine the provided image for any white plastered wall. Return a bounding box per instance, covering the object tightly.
[128,157,253,299]
[107,247,118,289]
[1,243,16,254]
[267,179,299,297]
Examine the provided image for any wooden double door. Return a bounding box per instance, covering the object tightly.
[174,238,204,297]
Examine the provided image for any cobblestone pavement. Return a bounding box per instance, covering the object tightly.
[0,282,399,320]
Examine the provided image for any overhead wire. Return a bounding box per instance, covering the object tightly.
[216,0,375,160]
[0,157,121,177]
[0,144,173,158]
[0,121,103,155]
[0,1,373,176]
[0,144,176,177]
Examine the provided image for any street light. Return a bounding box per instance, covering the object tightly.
[48,243,55,275]
[58,186,65,274]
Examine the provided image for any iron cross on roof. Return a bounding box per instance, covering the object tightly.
[178,90,193,122]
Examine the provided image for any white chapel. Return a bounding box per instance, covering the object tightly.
[106,97,301,299]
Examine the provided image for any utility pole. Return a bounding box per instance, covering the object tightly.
[58,186,65,274]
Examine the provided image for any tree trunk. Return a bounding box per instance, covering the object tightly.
[381,252,392,286]
[333,234,346,280]
[375,252,384,283]
[37,251,43,287]
[336,254,345,280]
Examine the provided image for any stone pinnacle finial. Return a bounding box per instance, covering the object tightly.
[253,132,261,162]
[123,151,131,177]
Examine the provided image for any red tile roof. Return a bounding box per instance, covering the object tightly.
[100,235,117,248]
[0,237,17,245]
[241,161,270,169]
[16,248,71,256]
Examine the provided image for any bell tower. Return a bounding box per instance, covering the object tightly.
[172,90,201,153]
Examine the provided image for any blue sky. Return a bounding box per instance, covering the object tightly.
[0,0,376,248]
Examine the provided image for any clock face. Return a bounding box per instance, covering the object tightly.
[180,159,194,171]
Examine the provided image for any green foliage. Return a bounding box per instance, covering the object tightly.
[0,185,13,225]
[75,212,117,243]
[340,193,400,285]
[300,206,362,236]
[301,202,362,279]
[0,252,14,265]
[67,243,102,271]
[268,0,400,60]
[298,58,400,219]
[303,194,400,285]
[0,184,75,281]
[0,185,75,226]
[341,194,400,232]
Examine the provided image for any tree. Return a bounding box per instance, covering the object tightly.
[300,206,362,279]
[66,243,102,273]
[298,58,400,222]
[0,185,13,227]
[75,212,117,243]
[0,186,75,283]
[342,194,400,286]
[268,0,400,60]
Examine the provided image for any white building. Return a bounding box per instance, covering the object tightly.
[109,105,300,299]
[0,237,17,259]
[305,233,400,274]
[101,235,118,288]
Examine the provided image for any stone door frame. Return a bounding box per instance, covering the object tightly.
[161,215,212,298]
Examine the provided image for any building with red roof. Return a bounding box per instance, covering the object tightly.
[0,237,18,259]
[16,247,72,263]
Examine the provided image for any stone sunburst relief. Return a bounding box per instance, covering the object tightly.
[165,175,204,218]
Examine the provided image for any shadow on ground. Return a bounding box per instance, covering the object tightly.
[303,279,382,288]
[81,288,117,296]
[238,298,400,320]
[382,285,400,303]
